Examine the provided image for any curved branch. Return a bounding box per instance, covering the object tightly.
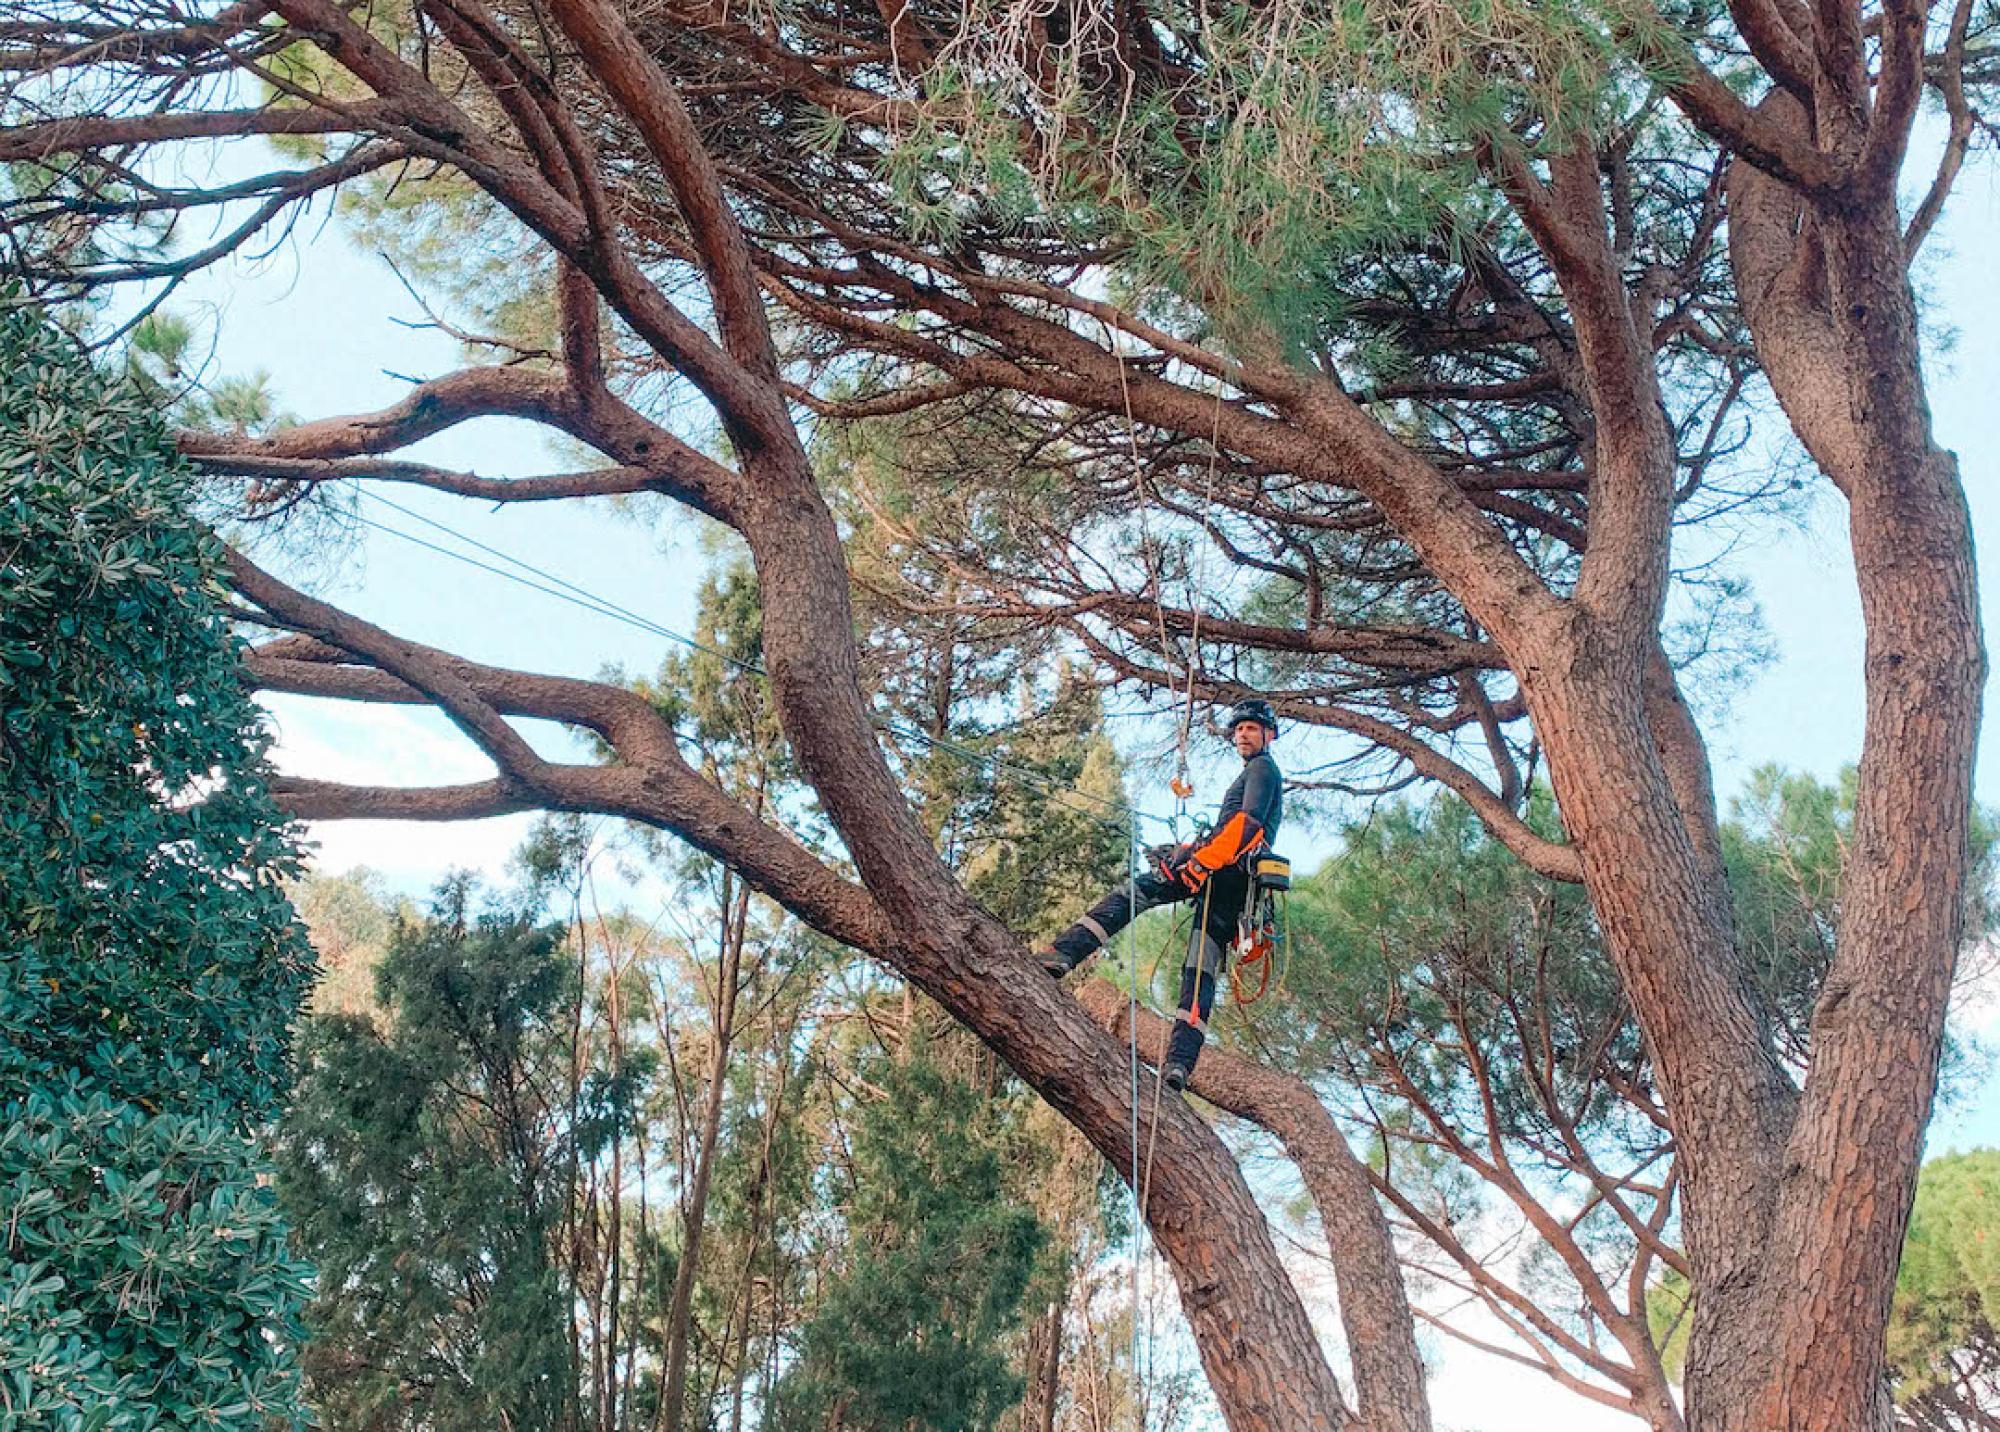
[546,0,780,386]
[242,629,891,953]
[182,357,738,520]
[1904,0,1977,257]
[231,548,554,787]
[186,366,569,461]
[196,453,665,504]
[1074,982,1431,1432]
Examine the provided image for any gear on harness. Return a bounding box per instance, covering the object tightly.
[1229,853,1291,1005]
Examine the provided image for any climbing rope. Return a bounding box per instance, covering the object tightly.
[1105,325,1230,840]
[1123,820,1144,1429]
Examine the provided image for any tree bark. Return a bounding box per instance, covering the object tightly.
[1076,983,1432,1432]
[1715,93,1987,1431]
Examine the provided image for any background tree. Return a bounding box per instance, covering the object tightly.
[280,878,584,1428]
[1887,1149,2000,1430]
[771,1054,1045,1432]
[1246,770,1996,1428]
[0,298,315,1424]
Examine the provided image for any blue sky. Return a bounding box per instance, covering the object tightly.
[157,124,2000,1427]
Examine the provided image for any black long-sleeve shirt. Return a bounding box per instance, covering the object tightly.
[1191,749,1283,870]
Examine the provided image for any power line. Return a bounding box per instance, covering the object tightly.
[342,485,1178,832]
[345,486,1179,1404]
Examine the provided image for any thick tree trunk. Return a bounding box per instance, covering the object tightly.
[1078,983,1432,1432]
[733,465,1356,1430]
[1716,120,1987,1430]
[1525,624,1799,1353]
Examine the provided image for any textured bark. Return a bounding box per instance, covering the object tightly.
[1077,983,1432,1432]
[1710,92,1988,1431]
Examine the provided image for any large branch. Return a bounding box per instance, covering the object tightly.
[236,577,890,953]
[1074,982,1431,1432]
[1520,145,1678,635]
[187,366,569,460]
[182,359,738,520]
[231,548,555,786]
[545,0,781,387]
[195,453,663,504]
[0,105,364,162]
[272,775,531,821]
[1603,21,1847,192]
[1859,0,1946,202]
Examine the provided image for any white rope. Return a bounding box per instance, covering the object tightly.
[1125,820,1144,1430]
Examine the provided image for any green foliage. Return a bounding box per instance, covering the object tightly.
[289,868,410,1018]
[1652,1150,2000,1418]
[1889,1149,2000,1412]
[0,295,315,1424]
[277,879,587,1429]
[1285,772,1996,1392]
[1645,1268,1692,1382]
[909,0,1676,346]
[1727,765,1999,1078]
[773,1055,1046,1432]
[123,313,292,437]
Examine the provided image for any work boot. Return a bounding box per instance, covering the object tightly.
[1035,947,1078,979]
[1037,916,1108,978]
[1163,1016,1205,1093]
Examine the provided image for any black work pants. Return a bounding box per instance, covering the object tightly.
[1049,864,1249,1077]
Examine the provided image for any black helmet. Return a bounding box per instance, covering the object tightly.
[1223,698,1278,737]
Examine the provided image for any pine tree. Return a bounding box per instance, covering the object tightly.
[277,880,584,1429]
[773,1055,1045,1432]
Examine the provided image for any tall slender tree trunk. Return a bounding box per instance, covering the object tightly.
[661,877,748,1430]
[1028,1289,1064,1432]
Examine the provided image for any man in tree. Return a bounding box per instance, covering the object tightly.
[1038,699,1284,1091]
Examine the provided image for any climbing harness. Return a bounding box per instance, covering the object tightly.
[1230,852,1292,1007]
